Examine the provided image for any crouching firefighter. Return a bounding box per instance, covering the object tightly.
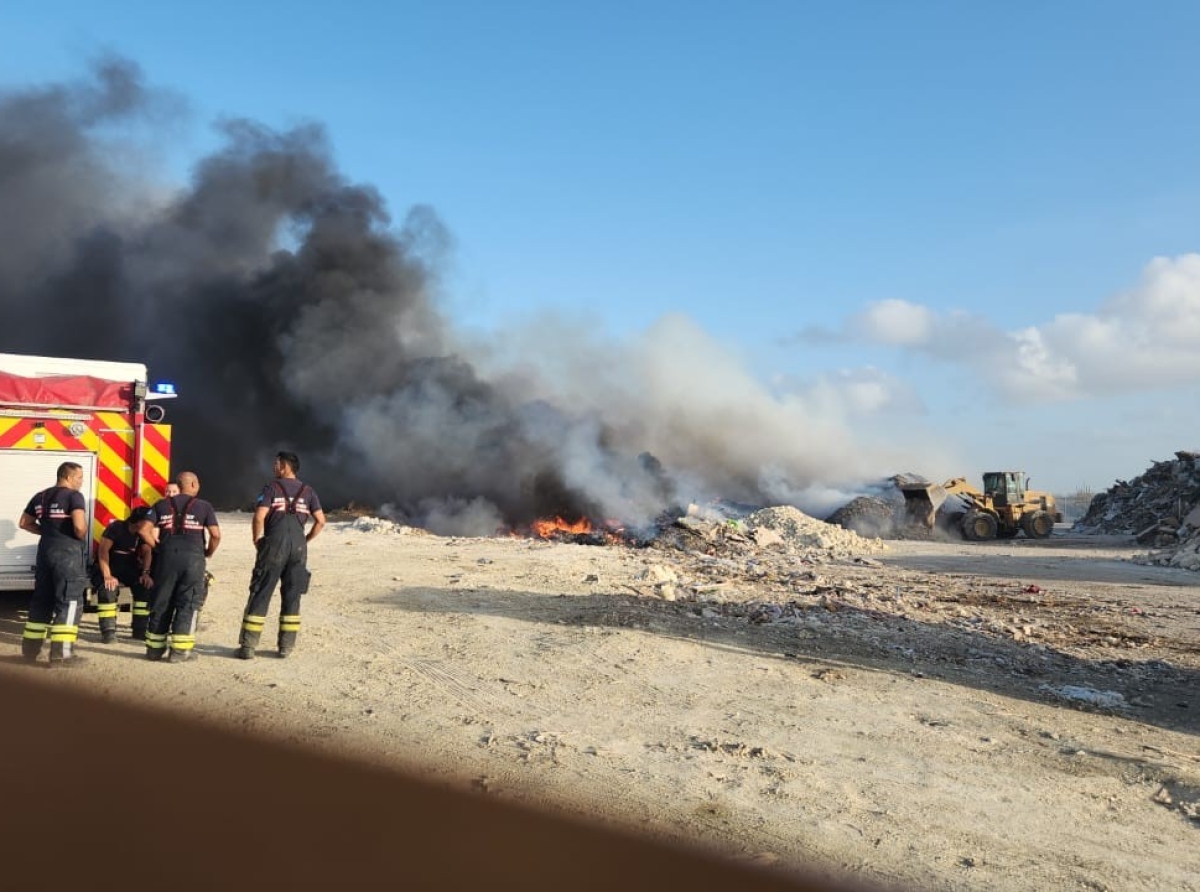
[18,462,89,664]
[145,472,220,663]
[237,451,325,659]
[92,506,157,642]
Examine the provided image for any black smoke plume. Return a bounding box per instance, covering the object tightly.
[1,59,921,533]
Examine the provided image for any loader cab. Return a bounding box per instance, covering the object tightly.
[982,471,1025,507]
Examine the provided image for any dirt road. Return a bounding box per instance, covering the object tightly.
[2,516,1197,892]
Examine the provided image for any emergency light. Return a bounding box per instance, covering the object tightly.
[153,381,177,396]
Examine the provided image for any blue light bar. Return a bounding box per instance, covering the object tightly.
[153,381,177,395]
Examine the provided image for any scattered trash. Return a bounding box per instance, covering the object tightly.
[1040,685,1127,709]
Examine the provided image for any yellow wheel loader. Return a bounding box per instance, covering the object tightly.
[899,471,1062,541]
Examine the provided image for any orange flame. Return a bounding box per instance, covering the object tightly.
[532,516,593,538]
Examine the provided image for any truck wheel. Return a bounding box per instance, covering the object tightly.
[1022,510,1054,539]
[962,510,998,541]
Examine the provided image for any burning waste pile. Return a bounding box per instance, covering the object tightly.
[1075,451,1200,572]
[517,516,646,546]
[337,499,890,573]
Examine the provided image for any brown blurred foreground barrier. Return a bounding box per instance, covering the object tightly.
[0,667,884,892]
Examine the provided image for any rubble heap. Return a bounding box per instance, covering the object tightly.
[346,516,429,536]
[746,506,887,557]
[1075,451,1200,571]
[824,474,956,541]
[652,504,886,563]
[824,496,898,539]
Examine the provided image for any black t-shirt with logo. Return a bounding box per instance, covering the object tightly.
[24,486,87,537]
[257,478,322,533]
[151,494,219,546]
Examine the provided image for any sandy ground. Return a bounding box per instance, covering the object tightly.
[2,515,1198,892]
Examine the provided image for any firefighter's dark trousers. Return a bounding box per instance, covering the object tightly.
[92,569,150,640]
[240,523,310,655]
[145,540,206,660]
[23,539,87,662]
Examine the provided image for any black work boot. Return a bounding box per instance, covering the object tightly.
[48,640,83,668]
[278,631,297,658]
[22,640,43,664]
[237,627,262,660]
[131,603,149,641]
[48,656,86,669]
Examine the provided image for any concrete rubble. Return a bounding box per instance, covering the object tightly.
[641,503,1177,681]
[823,495,899,539]
[1075,450,1200,572]
[652,504,887,564]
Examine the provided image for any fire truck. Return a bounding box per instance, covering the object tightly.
[0,352,175,591]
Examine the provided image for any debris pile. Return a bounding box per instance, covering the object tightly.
[1074,450,1200,571]
[746,506,887,557]
[638,542,1177,679]
[345,516,427,536]
[824,474,975,541]
[824,495,899,539]
[1133,523,1200,572]
[652,504,886,562]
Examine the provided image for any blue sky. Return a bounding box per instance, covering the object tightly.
[4,0,1199,498]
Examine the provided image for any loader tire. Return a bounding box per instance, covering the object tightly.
[1022,510,1055,539]
[962,510,998,541]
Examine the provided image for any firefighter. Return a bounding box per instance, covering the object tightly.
[236,451,326,660]
[18,461,89,665]
[139,482,179,633]
[145,471,220,663]
[92,506,157,642]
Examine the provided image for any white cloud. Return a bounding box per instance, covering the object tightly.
[850,254,1200,403]
[1109,254,1200,343]
[851,298,937,346]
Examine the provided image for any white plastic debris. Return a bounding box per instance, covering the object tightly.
[1041,685,1127,708]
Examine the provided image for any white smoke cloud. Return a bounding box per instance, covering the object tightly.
[776,366,926,417]
[464,312,953,519]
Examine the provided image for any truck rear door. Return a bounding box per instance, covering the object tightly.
[0,449,96,590]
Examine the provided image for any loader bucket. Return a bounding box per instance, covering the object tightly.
[899,482,948,530]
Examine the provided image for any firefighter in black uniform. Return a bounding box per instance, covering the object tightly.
[92,506,157,642]
[236,451,326,659]
[145,471,220,663]
[18,461,89,665]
